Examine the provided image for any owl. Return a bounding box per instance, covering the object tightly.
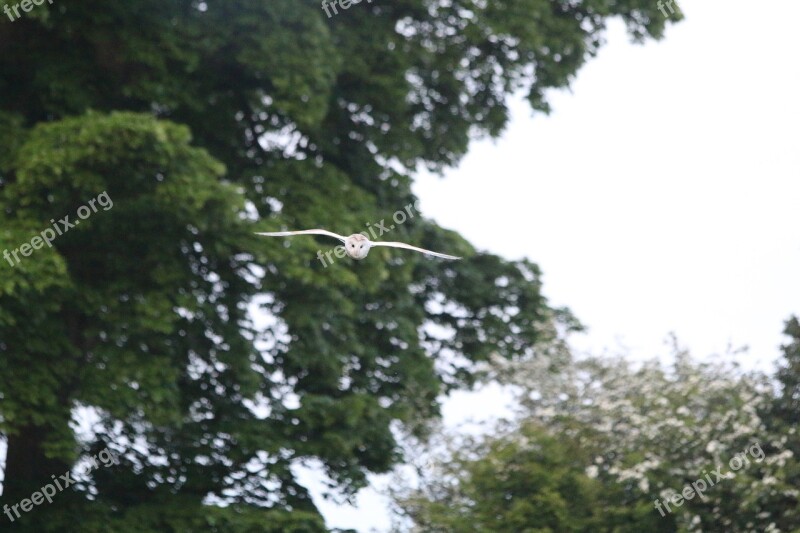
[256,229,460,261]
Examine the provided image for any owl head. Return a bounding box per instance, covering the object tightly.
[344,233,371,259]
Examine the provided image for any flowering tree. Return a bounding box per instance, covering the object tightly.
[395,338,799,532]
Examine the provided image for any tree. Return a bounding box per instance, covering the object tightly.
[772,317,800,422]
[392,424,670,532]
[1,0,681,529]
[394,341,799,532]
[764,316,800,532]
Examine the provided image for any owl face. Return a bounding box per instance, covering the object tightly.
[344,233,371,259]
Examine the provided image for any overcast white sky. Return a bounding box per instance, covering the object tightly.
[316,0,800,530]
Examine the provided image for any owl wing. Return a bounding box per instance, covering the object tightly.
[255,229,347,243]
[371,241,461,260]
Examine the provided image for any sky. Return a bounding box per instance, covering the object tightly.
[315,0,800,530]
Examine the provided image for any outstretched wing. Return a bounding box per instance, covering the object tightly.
[371,241,461,260]
[255,229,347,243]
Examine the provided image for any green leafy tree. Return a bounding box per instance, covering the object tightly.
[392,424,670,532]
[395,343,799,532]
[1,0,681,530]
[485,344,796,532]
[772,317,800,423]
[764,316,800,532]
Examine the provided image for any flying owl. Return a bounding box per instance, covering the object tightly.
[255,229,460,261]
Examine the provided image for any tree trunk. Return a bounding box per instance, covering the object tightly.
[2,423,71,509]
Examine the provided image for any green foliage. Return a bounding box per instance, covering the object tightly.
[1,112,256,511]
[1,0,681,529]
[398,341,800,532]
[765,316,800,532]
[772,316,800,422]
[10,496,329,533]
[394,425,669,532]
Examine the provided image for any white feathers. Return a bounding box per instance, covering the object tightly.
[254,229,347,242]
[255,229,460,261]
[370,240,461,260]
